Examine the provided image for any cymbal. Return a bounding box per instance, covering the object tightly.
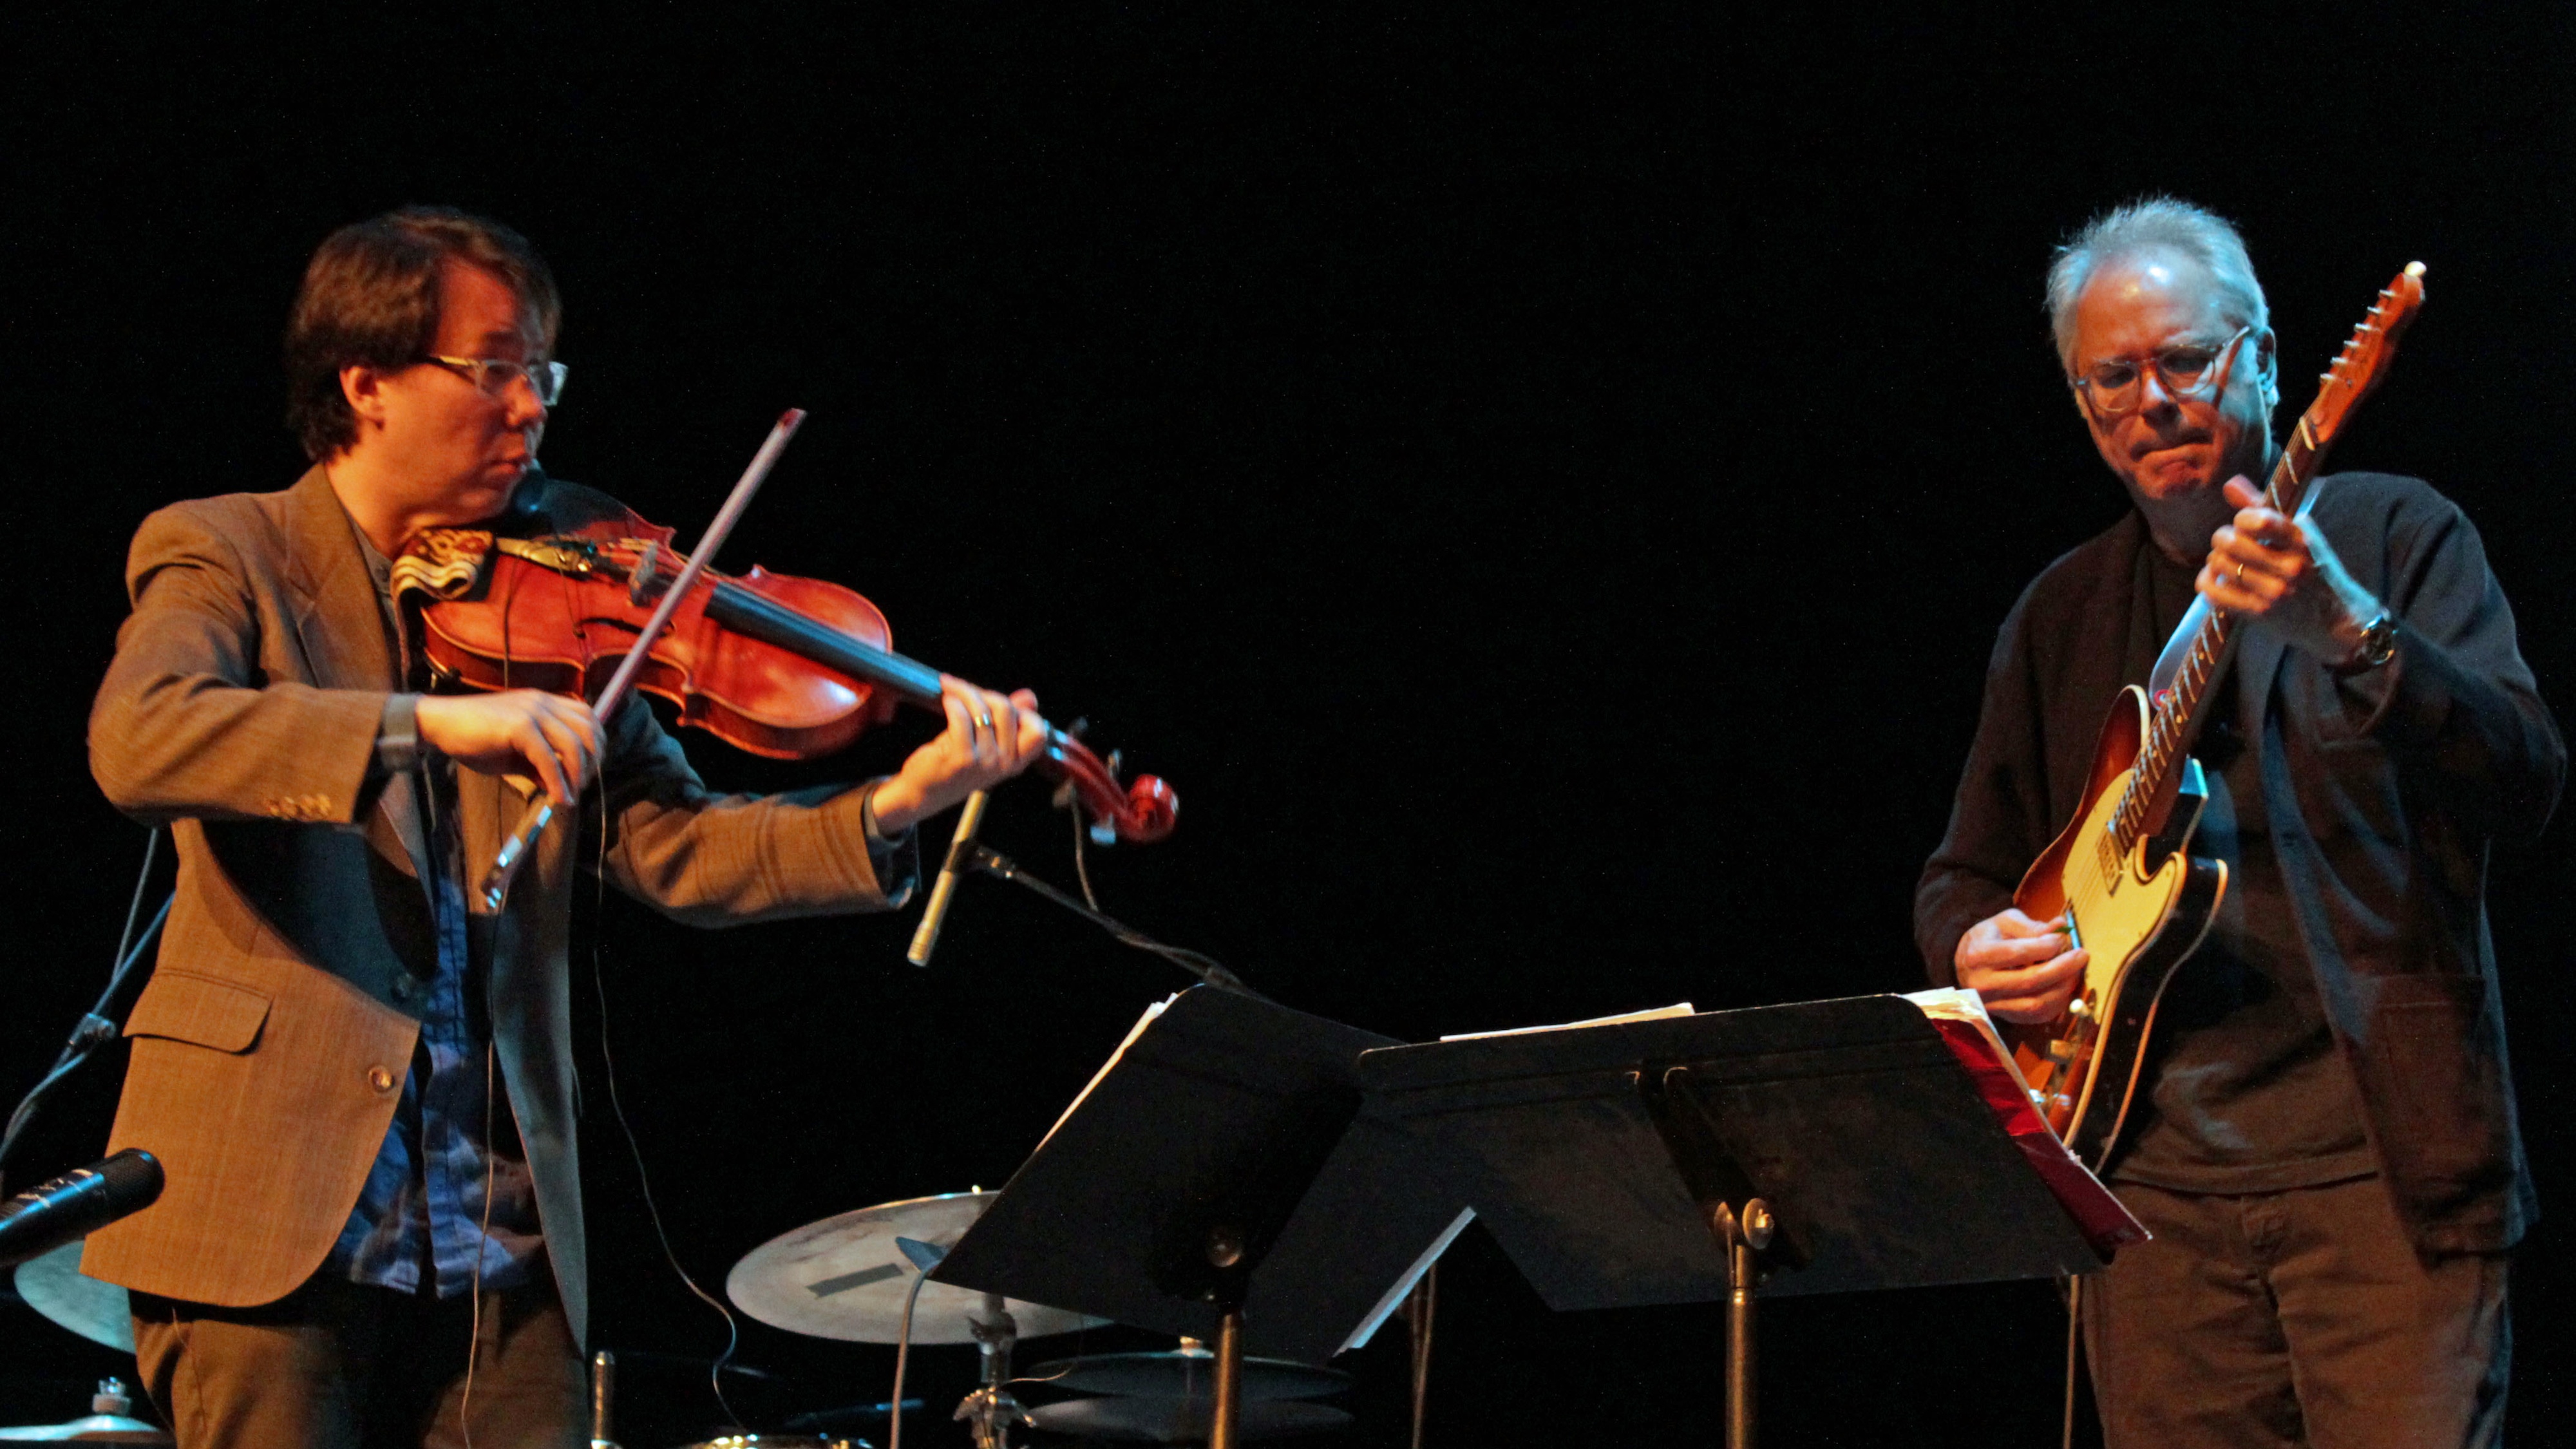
[12,1242,133,1352]
[1025,1350,1351,1401]
[0,1416,171,1444]
[670,1423,871,1433]
[1024,1397,1351,1443]
[670,1437,867,1449]
[725,1191,1106,1346]
[0,1379,167,1443]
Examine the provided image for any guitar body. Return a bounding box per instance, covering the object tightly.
[2005,685,2228,1170]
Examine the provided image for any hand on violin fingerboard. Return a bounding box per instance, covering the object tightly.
[415,690,605,806]
[866,680,1049,834]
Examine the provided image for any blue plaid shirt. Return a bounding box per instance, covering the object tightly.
[324,528,544,1297]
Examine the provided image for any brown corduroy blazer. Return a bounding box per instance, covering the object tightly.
[83,466,913,1343]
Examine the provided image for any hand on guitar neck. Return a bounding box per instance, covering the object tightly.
[1955,907,2089,1024]
[2196,477,2389,668]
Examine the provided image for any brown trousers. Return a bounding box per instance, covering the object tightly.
[2083,1177,2509,1448]
[130,1269,584,1449]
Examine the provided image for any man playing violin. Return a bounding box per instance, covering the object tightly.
[1916,198,2559,1446]
[84,207,1046,1448]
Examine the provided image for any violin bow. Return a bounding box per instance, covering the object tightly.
[478,408,808,910]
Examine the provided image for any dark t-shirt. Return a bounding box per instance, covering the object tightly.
[2105,551,2376,1193]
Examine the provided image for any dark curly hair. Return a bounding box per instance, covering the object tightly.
[283,207,562,461]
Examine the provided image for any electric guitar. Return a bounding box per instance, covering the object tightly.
[2008,261,2427,1170]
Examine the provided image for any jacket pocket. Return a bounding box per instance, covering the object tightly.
[123,971,272,1054]
[2363,974,2510,1192]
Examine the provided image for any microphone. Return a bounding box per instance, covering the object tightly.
[906,790,990,967]
[0,1149,163,1269]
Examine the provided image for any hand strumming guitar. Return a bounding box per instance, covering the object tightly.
[1954,907,2089,1024]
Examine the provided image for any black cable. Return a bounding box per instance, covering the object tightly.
[1067,789,1101,911]
[588,779,744,1431]
[970,844,1260,999]
[0,829,169,1194]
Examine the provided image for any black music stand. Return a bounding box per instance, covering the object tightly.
[1358,994,2124,1449]
[929,986,1475,1448]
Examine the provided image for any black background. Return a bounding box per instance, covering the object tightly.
[6,6,2573,1445]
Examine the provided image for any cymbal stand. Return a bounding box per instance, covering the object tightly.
[957,1294,1028,1449]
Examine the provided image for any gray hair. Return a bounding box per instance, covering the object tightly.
[2045,197,2268,372]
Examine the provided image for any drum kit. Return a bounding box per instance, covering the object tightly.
[702,1190,1352,1448]
[5,1244,166,1445]
[5,1191,1355,1447]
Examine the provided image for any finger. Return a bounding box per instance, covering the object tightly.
[533,711,595,796]
[538,697,602,788]
[2216,523,2304,580]
[983,695,1025,771]
[1968,923,2071,969]
[516,715,573,804]
[2222,475,2262,509]
[999,688,1047,768]
[1973,947,2089,994]
[560,697,605,760]
[2199,560,2275,611]
[940,687,978,749]
[1982,955,2084,1021]
[1010,706,1050,766]
[971,687,1012,768]
[937,677,985,738]
[1992,909,2067,938]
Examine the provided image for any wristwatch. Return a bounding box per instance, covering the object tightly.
[2347,609,2399,671]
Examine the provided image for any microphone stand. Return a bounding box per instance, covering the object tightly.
[952,844,1262,999]
[1,881,171,1195]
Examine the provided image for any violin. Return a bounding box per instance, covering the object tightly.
[390,494,1178,846]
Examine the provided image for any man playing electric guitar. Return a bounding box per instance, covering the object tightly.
[1915,198,2560,1447]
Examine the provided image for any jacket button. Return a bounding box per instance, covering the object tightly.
[366,1066,396,1092]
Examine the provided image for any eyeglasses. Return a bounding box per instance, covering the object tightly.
[2070,325,2251,418]
[422,354,568,406]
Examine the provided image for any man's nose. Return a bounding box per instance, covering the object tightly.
[503,374,549,427]
[2135,366,2179,417]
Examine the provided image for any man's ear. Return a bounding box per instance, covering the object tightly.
[2252,327,2279,403]
[340,363,393,431]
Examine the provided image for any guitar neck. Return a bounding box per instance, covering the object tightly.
[2112,261,2425,847]
[2117,385,2342,848]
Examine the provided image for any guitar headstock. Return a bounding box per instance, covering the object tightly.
[2306,261,2427,448]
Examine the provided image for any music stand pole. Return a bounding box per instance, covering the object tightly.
[1711,1197,1774,1449]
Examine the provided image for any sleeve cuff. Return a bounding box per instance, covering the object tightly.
[858,780,915,855]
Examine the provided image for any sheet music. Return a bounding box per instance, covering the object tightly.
[1037,994,1178,1150]
[1901,987,2017,1077]
[1335,1207,1477,1355]
[1439,1001,1694,1042]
